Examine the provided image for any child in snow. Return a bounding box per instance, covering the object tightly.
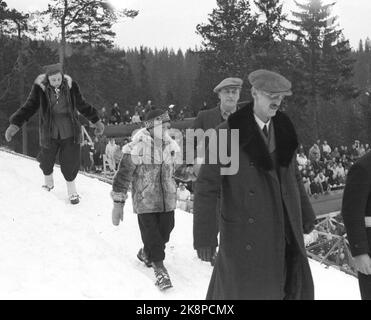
[110,109,182,290]
[5,63,104,204]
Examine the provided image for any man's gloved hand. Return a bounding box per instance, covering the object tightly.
[353,254,371,275]
[94,120,105,136]
[303,222,315,234]
[5,124,20,142]
[112,201,124,226]
[197,246,217,265]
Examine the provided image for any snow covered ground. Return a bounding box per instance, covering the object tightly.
[0,149,361,300]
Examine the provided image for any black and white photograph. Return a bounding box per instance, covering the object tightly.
[1,0,371,303]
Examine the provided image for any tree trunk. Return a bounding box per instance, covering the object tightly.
[59,21,66,67]
[18,28,27,155]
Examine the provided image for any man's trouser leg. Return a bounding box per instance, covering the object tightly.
[358,272,371,300]
[138,211,174,263]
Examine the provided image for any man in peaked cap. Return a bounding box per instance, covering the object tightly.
[193,69,315,299]
[189,77,243,265]
[190,76,243,165]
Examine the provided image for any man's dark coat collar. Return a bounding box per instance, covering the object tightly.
[228,102,298,171]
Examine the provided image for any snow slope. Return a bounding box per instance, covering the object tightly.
[0,149,361,300]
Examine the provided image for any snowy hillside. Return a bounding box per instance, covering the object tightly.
[0,149,361,300]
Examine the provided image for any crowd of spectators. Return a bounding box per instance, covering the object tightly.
[297,139,370,198]
[98,100,196,126]
[79,134,130,175]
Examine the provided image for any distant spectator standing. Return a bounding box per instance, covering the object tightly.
[176,182,191,211]
[105,138,117,171]
[93,136,105,173]
[99,107,109,125]
[351,140,361,160]
[334,163,346,184]
[309,143,321,163]
[131,111,141,123]
[330,147,341,160]
[297,152,308,167]
[322,140,331,159]
[168,105,176,121]
[318,170,329,193]
[144,100,152,115]
[81,139,93,172]
[359,144,366,157]
[200,101,208,111]
[298,144,305,155]
[135,101,143,117]
[122,110,132,124]
[365,144,370,154]
[109,102,122,125]
[113,143,123,170]
[178,110,185,121]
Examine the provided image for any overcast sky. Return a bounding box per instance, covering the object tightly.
[5,0,371,51]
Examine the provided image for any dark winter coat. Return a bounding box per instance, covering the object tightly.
[341,152,371,257]
[9,74,99,148]
[184,106,224,164]
[193,106,224,131]
[193,102,315,300]
[110,107,122,124]
[80,143,92,169]
[191,103,246,159]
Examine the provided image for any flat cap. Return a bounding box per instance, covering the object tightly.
[248,69,292,96]
[213,77,243,93]
[144,109,170,129]
[43,63,63,76]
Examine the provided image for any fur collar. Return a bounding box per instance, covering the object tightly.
[122,127,180,159]
[228,102,298,171]
[34,74,73,91]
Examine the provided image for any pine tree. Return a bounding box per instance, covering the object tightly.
[252,0,290,70]
[358,39,364,53]
[365,37,371,52]
[67,2,138,48]
[194,0,258,107]
[0,0,10,35]
[288,0,357,140]
[197,0,257,76]
[138,46,152,102]
[43,0,138,65]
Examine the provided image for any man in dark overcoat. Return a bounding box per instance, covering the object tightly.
[341,152,371,300]
[190,77,243,263]
[193,69,316,300]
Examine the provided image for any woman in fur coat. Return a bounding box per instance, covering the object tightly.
[5,63,104,204]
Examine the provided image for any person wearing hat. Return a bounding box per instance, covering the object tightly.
[189,77,243,264]
[193,69,315,299]
[110,109,181,290]
[4,62,105,204]
[193,77,243,136]
[341,152,371,300]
